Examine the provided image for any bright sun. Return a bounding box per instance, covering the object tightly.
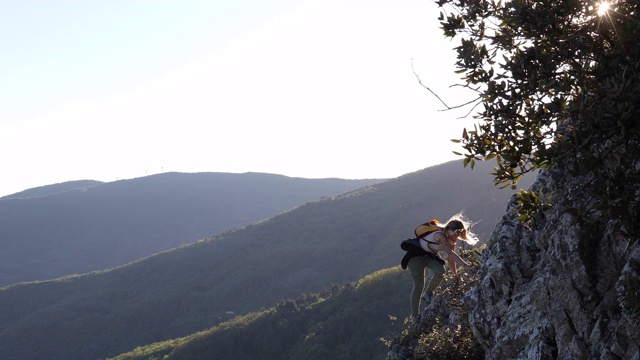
[597,1,610,16]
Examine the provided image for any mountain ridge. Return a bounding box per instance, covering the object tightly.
[0,172,382,286]
[0,179,104,200]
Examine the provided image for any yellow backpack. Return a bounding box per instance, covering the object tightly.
[414,219,444,238]
[400,219,446,269]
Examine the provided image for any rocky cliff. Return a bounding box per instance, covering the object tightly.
[467,163,640,359]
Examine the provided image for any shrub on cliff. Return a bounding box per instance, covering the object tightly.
[386,249,483,360]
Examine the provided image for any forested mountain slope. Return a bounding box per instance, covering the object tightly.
[112,267,409,360]
[0,172,379,286]
[0,160,534,360]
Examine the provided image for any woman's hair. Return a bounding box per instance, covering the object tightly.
[444,213,479,245]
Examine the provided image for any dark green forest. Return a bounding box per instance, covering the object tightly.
[0,160,534,360]
[112,267,409,360]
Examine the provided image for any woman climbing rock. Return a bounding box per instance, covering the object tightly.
[401,215,478,318]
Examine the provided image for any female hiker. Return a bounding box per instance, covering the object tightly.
[406,215,477,318]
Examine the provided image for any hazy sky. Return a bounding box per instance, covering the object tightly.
[1,0,477,197]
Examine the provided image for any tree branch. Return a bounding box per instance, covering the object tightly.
[412,58,453,109]
[411,58,482,117]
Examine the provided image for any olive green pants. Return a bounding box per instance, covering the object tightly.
[408,255,446,317]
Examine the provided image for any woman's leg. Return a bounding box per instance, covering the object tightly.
[423,257,446,300]
[407,256,428,317]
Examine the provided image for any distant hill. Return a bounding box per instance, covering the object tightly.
[0,160,536,360]
[0,180,104,200]
[0,172,381,286]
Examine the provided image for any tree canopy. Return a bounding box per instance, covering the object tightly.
[438,0,640,185]
[437,0,640,229]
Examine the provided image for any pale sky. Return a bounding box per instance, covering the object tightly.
[1,0,476,197]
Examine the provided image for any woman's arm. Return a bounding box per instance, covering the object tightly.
[446,247,470,271]
[448,256,457,274]
[448,239,457,274]
[434,233,470,272]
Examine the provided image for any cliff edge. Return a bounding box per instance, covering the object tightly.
[467,165,640,359]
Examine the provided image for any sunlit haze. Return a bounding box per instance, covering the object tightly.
[598,1,610,16]
[0,0,475,197]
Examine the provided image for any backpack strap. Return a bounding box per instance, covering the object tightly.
[421,231,444,254]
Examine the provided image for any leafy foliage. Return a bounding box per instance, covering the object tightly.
[437,0,640,228]
[515,188,552,224]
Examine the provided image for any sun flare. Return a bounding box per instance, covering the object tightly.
[597,1,610,16]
